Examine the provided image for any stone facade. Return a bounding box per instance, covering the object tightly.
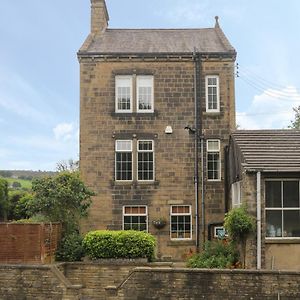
[79,1,236,260]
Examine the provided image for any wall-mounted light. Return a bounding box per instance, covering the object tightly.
[165,126,173,134]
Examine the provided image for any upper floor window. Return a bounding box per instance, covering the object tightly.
[137,76,154,113]
[115,75,154,113]
[266,180,300,238]
[115,76,132,113]
[115,139,155,182]
[205,75,220,113]
[207,139,221,181]
[115,140,132,181]
[137,140,154,181]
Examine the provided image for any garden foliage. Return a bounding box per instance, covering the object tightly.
[83,230,156,261]
[187,240,239,269]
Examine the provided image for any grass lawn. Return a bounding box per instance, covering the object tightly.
[1,177,32,189]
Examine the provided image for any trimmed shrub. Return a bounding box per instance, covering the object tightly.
[83,230,156,261]
[187,240,239,269]
[56,232,85,262]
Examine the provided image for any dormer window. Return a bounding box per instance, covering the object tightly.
[115,75,154,113]
[205,75,220,113]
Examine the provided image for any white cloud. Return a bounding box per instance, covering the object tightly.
[53,122,75,141]
[237,86,300,129]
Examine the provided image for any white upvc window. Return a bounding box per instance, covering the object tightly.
[170,205,192,240]
[115,76,133,113]
[205,75,220,112]
[232,181,241,208]
[137,76,154,113]
[265,179,300,239]
[115,140,133,181]
[123,206,148,231]
[207,139,221,181]
[137,140,154,181]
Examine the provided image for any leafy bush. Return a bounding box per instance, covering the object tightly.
[224,206,256,241]
[56,232,85,262]
[224,206,256,268]
[83,230,156,261]
[187,240,239,269]
[11,214,51,223]
[0,178,9,221]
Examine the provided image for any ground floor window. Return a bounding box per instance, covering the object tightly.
[170,205,192,240]
[265,180,300,238]
[123,206,147,231]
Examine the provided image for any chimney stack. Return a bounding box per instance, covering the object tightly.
[91,0,109,34]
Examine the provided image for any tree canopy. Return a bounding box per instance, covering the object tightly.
[288,106,300,129]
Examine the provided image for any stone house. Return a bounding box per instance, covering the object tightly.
[228,130,300,270]
[78,0,236,260]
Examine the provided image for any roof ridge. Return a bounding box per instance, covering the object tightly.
[105,28,215,31]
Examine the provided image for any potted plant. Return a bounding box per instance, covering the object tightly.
[152,217,167,229]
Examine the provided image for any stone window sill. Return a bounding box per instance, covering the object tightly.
[265,239,300,244]
[111,180,160,187]
[167,240,195,247]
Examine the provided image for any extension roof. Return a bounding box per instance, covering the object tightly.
[230,130,300,173]
[78,26,236,56]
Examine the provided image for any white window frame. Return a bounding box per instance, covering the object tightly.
[232,181,241,208]
[115,140,133,182]
[136,76,154,113]
[122,205,148,232]
[170,205,192,240]
[207,139,221,182]
[205,75,220,113]
[115,75,133,113]
[137,140,155,182]
[265,178,300,239]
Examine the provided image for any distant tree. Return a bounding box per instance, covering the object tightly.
[288,106,300,129]
[7,191,32,220]
[0,178,9,221]
[0,170,13,178]
[12,181,22,189]
[56,159,79,173]
[28,171,93,234]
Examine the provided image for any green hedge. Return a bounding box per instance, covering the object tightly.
[83,230,156,261]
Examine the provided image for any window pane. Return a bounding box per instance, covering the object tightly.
[266,210,282,237]
[138,146,154,181]
[266,181,281,208]
[283,181,299,208]
[116,151,132,181]
[207,153,220,180]
[283,210,300,237]
[123,207,147,231]
[207,140,219,152]
[116,77,131,111]
[137,76,153,111]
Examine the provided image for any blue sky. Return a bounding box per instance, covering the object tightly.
[1,0,300,170]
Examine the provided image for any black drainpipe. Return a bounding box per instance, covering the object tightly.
[193,50,204,252]
[193,50,200,252]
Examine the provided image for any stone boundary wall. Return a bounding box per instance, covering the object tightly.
[0,262,300,299]
[0,223,61,264]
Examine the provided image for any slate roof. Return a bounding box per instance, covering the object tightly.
[230,130,300,173]
[78,27,235,55]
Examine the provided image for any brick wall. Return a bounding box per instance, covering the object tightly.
[0,263,300,300]
[0,223,61,264]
